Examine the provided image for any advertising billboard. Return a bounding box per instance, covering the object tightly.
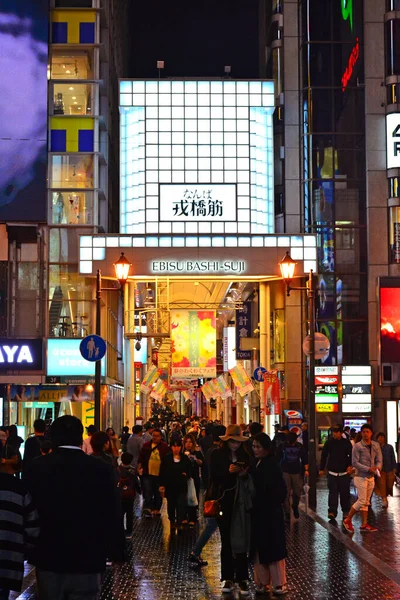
[380,286,400,363]
[171,310,216,378]
[47,339,105,377]
[0,0,48,221]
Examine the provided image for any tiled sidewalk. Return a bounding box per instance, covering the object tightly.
[13,487,400,600]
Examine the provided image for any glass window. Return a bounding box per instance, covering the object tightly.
[52,83,95,115]
[51,49,95,80]
[386,19,400,76]
[50,155,94,188]
[50,191,94,225]
[48,266,94,338]
[390,206,400,263]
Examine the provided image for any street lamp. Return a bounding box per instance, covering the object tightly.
[278,251,317,511]
[94,252,131,430]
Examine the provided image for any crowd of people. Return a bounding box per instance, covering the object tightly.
[0,415,398,599]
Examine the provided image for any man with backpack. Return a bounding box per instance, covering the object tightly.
[279,432,308,519]
[117,452,140,537]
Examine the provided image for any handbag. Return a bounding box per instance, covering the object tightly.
[203,484,237,518]
[187,477,198,507]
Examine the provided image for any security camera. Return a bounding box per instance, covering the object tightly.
[135,341,141,351]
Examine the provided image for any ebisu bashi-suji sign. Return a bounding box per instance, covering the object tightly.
[0,339,43,370]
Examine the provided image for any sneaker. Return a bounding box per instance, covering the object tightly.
[188,552,208,567]
[360,523,378,532]
[273,584,288,595]
[343,518,354,533]
[293,507,299,519]
[239,581,250,597]
[328,512,336,520]
[222,580,234,593]
[143,508,152,518]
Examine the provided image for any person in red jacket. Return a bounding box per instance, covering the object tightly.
[138,428,170,517]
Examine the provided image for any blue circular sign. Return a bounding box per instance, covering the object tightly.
[80,335,107,362]
[253,366,267,382]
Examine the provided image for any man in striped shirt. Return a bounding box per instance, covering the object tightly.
[0,444,40,599]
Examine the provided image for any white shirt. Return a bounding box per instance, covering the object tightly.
[81,437,93,454]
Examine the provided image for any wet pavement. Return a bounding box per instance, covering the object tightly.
[12,483,400,599]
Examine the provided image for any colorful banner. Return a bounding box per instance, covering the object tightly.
[171,310,216,378]
[264,370,281,416]
[150,378,167,401]
[140,365,160,394]
[214,375,232,399]
[229,364,254,397]
[201,380,216,401]
[235,301,252,360]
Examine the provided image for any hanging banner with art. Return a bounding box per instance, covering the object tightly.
[214,375,232,399]
[229,364,254,397]
[150,378,167,401]
[171,310,216,378]
[201,380,216,401]
[140,365,161,394]
[264,370,281,416]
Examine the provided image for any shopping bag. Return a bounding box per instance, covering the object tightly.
[187,477,198,507]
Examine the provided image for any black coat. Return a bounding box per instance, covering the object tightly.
[250,455,287,564]
[209,444,250,502]
[159,453,191,497]
[23,448,126,573]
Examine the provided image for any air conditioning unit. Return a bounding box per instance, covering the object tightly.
[381,363,400,385]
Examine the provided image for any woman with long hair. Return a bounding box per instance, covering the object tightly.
[209,424,252,597]
[250,432,288,596]
[159,439,191,530]
[183,434,203,526]
[106,427,121,459]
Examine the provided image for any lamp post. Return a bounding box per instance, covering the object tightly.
[94,252,131,431]
[279,251,317,510]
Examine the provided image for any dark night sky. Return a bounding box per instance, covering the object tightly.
[130,0,261,79]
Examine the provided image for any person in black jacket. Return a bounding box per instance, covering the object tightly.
[209,424,250,597]
[22,419,46,468]
[250,433,287,596]
[319,424,354,520]
[159,439,191,530]
[23,416,126,600]
[183,434,203,525]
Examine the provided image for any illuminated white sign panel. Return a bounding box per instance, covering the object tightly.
[342,403,372,413]
[223,327,236,371]
[119,79,275,246]
[151,260,246,274]
[159,184,237,222]
[386,113,400,169]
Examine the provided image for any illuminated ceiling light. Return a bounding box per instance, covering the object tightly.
[69,86,74,91]
[73,102,77,104]
[66,70,71,74]
[72,96,76,99]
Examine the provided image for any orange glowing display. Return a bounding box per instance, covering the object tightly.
[380,287,400,362]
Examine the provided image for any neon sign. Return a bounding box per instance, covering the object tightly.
[341,0,353,32]
[341,37,359,92]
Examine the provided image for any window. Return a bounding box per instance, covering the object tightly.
[50,155,95,188]
[50,191,94,225]
[51,49,95,80]
[390,206,400,264]
[48,266,93,338]
[52,83,96,116]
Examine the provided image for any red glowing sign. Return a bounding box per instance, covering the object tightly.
[380,287,400,362]
[341,37,360,92]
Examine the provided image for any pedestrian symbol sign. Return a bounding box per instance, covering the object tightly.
[80,335,107,362]
[253,366,267,382]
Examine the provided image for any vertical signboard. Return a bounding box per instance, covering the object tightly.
[171,310,216,378]
[341,365,372,413]
[235,302,252,360]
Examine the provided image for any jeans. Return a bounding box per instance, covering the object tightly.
[327,473,350,517]
[283,472,303,513]
[36,570,102,600]
[193,517,218,556]
[121,498,134,533]
[167,492,186,524]
[142,474,162,511]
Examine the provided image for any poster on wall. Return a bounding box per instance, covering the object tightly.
[264,370,281,416]
[171,310,216,378]
[0,0,48,221]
